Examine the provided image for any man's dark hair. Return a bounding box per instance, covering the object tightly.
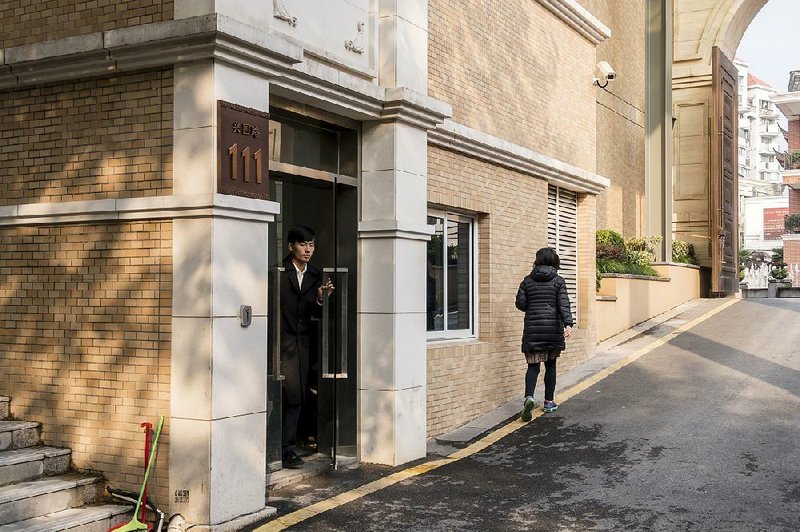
[287,225,316,244]
[534,247,560,269]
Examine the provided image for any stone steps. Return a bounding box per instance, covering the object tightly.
[0,397,134,530]
[0,422,41,452]
[0,397,9,421]
[0,504,131,532]
[0,447,71,486]
[0,474,108,526]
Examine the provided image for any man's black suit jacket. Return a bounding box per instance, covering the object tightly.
[280,255,323,406]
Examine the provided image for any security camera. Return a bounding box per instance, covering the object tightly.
[598,61,616,81]
[593,61,616,88]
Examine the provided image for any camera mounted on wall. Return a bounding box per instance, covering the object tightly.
[593,61,616,88]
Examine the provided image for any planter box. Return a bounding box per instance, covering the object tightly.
[776,285,800,298]
[768,280,792,298]
[596,263,701,342]
[741,288,768,299]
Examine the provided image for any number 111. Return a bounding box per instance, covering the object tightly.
[227,143,263,183]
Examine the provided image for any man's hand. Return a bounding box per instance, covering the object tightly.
[317,278,335,304]
[563,325,573,339]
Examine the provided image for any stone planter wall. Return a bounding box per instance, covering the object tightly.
[596,263,701,341]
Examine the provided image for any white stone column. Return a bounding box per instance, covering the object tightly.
[174,0,269,28]
[359,120,430,466]
[645,0,673,261]
[357,0,434,466]
[378,0,428,93]
[169,59,277,528]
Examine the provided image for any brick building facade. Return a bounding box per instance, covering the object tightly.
[0,1,660,529]
[774,75,800,285]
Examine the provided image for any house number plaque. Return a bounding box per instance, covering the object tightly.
[217,100,270,200]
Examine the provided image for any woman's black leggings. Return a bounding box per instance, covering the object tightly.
[525,359,557,401]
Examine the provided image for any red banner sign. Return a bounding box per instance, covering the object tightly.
[763,207,791,240]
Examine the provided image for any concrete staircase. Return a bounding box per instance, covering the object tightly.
[0,396,131,531]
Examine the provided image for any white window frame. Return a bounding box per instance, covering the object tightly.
[426,210,477,341]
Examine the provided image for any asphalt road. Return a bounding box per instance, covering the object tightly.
[255,298,800,531]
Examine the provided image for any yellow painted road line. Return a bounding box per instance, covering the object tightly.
[255,298,739,531]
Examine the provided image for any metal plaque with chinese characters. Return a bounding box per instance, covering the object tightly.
[217,100,270,200]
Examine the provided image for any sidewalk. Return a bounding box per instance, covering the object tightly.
[427,297,725,456]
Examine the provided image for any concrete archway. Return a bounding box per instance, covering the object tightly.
[671,0,768,272]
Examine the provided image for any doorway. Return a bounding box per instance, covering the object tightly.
[266,106,359,472]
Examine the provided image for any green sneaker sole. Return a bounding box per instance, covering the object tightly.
[520,399,535,422]
[543,405,558,413]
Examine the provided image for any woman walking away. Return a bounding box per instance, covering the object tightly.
[515,247,573,421]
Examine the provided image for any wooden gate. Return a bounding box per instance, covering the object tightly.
[711,47,739,295]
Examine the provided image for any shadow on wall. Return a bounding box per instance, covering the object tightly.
[0,222,173,502]
[0,71,176,505]
[430,0,568,163]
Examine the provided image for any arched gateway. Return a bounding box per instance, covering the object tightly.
[672,0,769,294]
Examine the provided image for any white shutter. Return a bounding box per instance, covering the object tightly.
[547,185,578,319]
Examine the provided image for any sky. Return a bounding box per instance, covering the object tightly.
[736,0,800,92]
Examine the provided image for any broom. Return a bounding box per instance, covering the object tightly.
[111,415,165,532]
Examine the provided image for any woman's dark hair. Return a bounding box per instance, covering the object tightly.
[534,247,560,269]
[287,225,316,244]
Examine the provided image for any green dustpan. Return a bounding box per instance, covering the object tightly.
[113,415,165,532]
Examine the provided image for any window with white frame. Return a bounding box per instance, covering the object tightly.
[426,211,476,339]
[547,185,578,319]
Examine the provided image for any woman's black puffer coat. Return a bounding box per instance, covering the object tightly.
[515,265,574,352]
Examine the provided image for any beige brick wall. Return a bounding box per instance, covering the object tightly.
[594,103,646,236]
[577,192,597,337]
[580,0,647,237]
[428,0,597,172]
[426,146,596,437]
[0,70,173,206]
[0,0,174,49]
[0,221,172,508]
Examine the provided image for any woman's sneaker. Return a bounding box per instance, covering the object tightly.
[543,400,559,413]
[520,396,535,422]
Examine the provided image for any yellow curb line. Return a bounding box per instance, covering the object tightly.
[255,298,740,531]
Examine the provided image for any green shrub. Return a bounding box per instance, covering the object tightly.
[771,247,784,265]
[596,230,662,278]
[596,229,624,248]
[597,259,659,277]
[785,214,800,234]
[672,240,698,264]
[625,249,652,268]
[771,266,788,280]
[625,235,663,259]
[596,242,625,262]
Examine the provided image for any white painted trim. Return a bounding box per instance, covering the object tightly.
[773,92,800,118]
[424,210,478,340]
[358,220,433,240]
[0,194,280,226]
[536,0,611,45]
[428,120,610,195]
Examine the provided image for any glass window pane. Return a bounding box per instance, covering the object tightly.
[268,117,338,173]
[427,216,445,331]
[339,128,358,177]
[446,219,471,331]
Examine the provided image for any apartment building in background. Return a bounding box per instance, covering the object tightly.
[735,59,788,251]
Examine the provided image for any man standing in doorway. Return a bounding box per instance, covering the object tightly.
[281,225,334,468]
